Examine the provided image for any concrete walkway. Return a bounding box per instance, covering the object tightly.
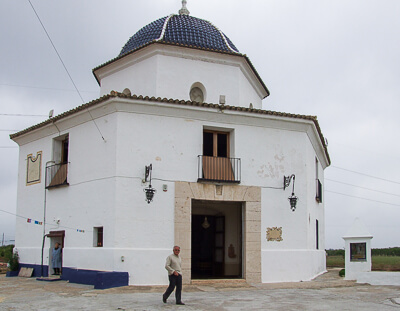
[1,269,400,310]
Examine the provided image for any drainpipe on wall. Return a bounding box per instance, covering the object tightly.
[41,161,54,277]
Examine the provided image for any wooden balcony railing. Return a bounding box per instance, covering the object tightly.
[198,155,241,183]
[46,162,69,189]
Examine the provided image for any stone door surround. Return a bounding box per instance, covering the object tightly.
[175,182,261,284]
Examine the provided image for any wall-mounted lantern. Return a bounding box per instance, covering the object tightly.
[144,164,156,204]
[284,174,298,211]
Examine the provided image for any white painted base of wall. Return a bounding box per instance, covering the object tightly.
[261,249,326,283]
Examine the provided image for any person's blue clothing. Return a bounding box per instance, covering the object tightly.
[52,247,62,268]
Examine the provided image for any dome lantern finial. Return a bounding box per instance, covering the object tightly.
[179,0,190,15]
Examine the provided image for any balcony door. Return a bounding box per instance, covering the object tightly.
[203,131,229,158]
[202,131,234,181]
[47,134,69,188]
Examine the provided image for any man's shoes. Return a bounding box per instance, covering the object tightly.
[162,296,167,303]
[176,302,185,305]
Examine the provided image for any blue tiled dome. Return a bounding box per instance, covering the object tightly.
[119,14,239,57]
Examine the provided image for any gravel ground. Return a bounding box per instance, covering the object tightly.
[1,269,400,310]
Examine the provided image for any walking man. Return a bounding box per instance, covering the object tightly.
[163,245,185,305]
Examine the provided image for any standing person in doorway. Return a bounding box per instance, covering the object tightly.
[163,246,185,305]
[52,242,62,275]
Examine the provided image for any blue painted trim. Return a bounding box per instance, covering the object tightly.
[19,263,49,277]
[95,271,129,289]
[62,267,129,289]
[62,267,98,285]
[6,271,19,277]
[17,263,129,289]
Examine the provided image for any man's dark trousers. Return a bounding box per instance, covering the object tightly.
[163,274,182,303]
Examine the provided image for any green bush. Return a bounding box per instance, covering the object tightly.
[0,245,14,259]
[8,250,19,271]
[339,269,345,277]
[372,247,400,256]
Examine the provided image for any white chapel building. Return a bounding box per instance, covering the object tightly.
[11,2,330,288]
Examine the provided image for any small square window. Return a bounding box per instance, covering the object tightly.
[94,227,103,247]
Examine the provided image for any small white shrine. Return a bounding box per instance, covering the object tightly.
[342,218,373,280]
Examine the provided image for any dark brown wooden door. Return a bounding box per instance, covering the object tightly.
[214,216,225,277]
[191,215,225,278]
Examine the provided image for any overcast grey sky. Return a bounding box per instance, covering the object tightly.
[1,0,399,249]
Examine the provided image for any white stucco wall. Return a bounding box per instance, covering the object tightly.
[98,53,159,101]
[261,250,326,282]
[15,136,53,266]
[12,99,328,285]
[96,45,265,109]
[13,108,118,273]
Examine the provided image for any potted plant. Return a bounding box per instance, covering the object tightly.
[6,250,20,277]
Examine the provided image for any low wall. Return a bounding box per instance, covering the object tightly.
[18,263,48,277]
[61,267,129,289]
[356,271,400,286]
[14,263,128,289]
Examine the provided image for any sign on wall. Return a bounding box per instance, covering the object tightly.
[266,227,283,242]
[26,151,42,185]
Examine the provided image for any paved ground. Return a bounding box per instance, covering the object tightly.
[1,269,400,310]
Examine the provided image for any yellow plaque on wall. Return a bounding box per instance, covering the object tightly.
[26,151,42,185]
[266,227,283,242]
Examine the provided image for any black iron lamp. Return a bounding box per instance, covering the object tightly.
[284,174,298,212]
[144,164,156,204]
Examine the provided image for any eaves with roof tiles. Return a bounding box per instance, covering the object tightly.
[10,91,330,164]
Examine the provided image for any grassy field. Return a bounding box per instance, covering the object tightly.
[326,256,345,268]
[327,255,400,271]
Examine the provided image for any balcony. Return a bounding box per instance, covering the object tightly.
[198,155,241,183]
[46,162,69,189]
